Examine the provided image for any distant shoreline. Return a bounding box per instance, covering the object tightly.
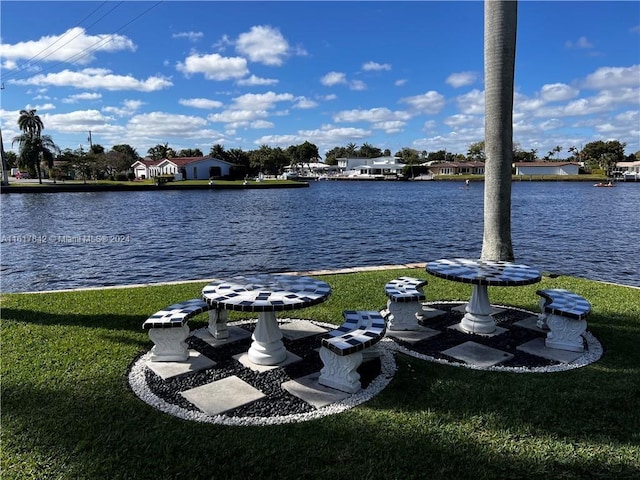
[1,174,624,193]
[0,181,309,194]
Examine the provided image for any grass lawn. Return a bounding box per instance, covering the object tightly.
[1,269,639,479]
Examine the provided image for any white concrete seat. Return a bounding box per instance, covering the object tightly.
[318,310,387,393]
[384,276,428,330]
[536,289,591,352]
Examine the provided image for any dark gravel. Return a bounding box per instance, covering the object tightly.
[135,304,564,419]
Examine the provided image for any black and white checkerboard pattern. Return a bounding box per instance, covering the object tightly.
[202,274,332,312]
[426,258,541,286]
[143,299,211,329]
[321,310,387,356]
[537,288,591,320]
[384,276,427,302]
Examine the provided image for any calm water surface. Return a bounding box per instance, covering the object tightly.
[1,181,638,292]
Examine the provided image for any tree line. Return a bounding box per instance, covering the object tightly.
[4,109,638,183]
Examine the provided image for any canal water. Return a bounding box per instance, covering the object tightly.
[1,181,638,292]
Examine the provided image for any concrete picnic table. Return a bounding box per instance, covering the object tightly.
[425,258,541,334]
[202,273,331,365]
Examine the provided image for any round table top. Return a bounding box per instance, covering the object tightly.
[202,273,332,312]
[426,258,541,286]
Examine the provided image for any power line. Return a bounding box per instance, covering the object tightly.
[1,2,115,82]
[2,1,163,84]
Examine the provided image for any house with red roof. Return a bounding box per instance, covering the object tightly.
[132,157,235,180]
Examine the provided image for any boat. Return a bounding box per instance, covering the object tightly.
[593,182,616,187]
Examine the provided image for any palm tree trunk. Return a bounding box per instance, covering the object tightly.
[0,129,8,186]
[481,0,518,262]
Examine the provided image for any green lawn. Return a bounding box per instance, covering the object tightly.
[1,269,638,479]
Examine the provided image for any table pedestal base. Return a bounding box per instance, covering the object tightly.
[459,285,497,334]
[247,312,288,365]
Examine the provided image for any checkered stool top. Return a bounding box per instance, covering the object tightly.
[143,298,211,330]
[426,258,541,286]
[384,276,427,302]
[537,288,591,320]
[202,273,332,312]
[321,310,387,356]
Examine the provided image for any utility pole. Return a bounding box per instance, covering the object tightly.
[88,131,93,149]
[0,83,8,186]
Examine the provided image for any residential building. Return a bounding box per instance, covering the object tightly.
[428,162,486,176]
[132,157,234,180]
[513,162,580,176]
[336,156,406,178]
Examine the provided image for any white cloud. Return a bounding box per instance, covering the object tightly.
[236,75,279,86]
[293,97,318,109]
[0,27,135,67]
[10,68,172,92]
[179,98,224,109]
[231,91,294,111]
[321,71,347,86]
[395,79,407,87]
[539,83,580,102]
[456,89,485,115]
[362,61,391,72]
[334,107,410,124]
[42,109,115,131]
[172,31,203,42]
[446,72,477,88]
[400,91,446,114]
[443,114,476,127]
[581,65,640,89]
[177,53,248,81]
[62,92,102,104]
[126,112,209,138]
[256,124,371,148]
[565,36,594,49]
[208,109,268,124]
[236,25,289,66]
[350,80,367,91]
[102,99,144,117]
[371,121,405,133]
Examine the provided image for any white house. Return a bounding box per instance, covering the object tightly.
[514,162,580,176]
[132,159,162,179]
[336,156,406,178]
[132,157,234,180]
[615,161,640,181]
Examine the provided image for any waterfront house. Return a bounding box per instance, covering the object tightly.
[428,161,486,176]
[131,159,161,179]
[614,161,640,181]
[513,162,580,176]
[337,156,406,179]
[132,157,234,180]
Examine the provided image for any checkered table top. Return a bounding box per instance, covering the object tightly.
[202,274,332,312]
[426,258,541,286]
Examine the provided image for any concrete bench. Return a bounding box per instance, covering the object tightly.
[536,289,591,352]
[143,299,225,362]
[318,310,387,393]
[384,276,427,330]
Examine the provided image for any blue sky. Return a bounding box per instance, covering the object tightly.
[1,1,639,160]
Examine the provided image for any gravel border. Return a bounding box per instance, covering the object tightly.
[390,302,603,374]
[128,319,398,426]
[128,306,604,426]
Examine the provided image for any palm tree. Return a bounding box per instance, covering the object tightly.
[12,132,59,184]
[12,109,59,184]
[480,0,518,262]
[18,109,44,136]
